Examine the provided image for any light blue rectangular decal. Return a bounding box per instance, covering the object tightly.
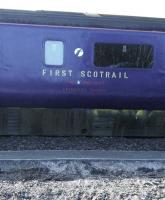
[45,41,64,65]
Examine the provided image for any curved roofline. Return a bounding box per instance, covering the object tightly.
[0,9,165,32]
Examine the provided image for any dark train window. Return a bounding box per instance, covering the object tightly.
[94,43,153,68]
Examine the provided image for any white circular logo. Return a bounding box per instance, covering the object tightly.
[74,48,84,57]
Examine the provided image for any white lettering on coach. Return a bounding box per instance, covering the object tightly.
[42,68,128,79]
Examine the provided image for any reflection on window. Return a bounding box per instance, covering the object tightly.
[94,43,153,68]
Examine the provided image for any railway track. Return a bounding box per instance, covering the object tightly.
[0,150,164,161]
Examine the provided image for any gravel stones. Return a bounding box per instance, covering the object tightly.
[0,160,164,199]
[0,136,165,151]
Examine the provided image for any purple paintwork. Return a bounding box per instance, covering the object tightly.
[0,23,164,109]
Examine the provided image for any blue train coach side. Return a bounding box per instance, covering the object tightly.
[0,9,165,109]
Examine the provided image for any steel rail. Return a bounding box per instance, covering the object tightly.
[0,150,164,161]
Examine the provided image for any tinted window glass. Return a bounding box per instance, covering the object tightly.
[94,43,153,68]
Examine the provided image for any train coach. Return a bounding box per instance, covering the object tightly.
[0,9,165,109]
